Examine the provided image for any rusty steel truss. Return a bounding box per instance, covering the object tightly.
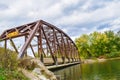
[0,20,80,65]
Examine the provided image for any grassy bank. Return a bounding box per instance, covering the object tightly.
[0,68,28,80]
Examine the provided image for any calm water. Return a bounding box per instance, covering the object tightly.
[53,59,120,80]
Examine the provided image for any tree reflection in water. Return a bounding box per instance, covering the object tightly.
[54,59,120,80]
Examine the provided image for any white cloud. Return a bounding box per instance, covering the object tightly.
[0,0,120,41]
[57,0,120,26]
[109,18,120,31]
[94,18,120,33]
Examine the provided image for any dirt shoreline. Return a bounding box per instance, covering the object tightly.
[82,57,120,64]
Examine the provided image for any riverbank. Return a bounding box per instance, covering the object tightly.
[82,57,120,64]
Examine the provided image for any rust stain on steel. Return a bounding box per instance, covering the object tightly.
[0,20,81,65]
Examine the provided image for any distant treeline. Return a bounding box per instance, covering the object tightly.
[75,30,120,59]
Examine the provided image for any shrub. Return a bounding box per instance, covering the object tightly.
[0,50,18,70]
[0,68,29,80]
[105,52,120,58]
[0,47,29,80]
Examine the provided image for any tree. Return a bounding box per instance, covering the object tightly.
[75,34,91,58]
[75,30,120,58]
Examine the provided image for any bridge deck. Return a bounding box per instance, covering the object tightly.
[43,58,79,66]
[47,62,80,70]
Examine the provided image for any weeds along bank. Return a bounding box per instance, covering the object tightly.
[0,47,57,80]
[0,48,28,80]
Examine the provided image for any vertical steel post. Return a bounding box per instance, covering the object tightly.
[25,36,27,57]
[38,27,44,63]
[4,40,7,53]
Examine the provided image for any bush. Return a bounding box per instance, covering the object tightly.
[18,57,37,70]
[105,52,120,58]
[0,68,29,80]
[0,68,6,80]
[0,47,29,80]
[0,50,18,70]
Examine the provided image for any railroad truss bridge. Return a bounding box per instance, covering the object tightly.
[0,20,80,66]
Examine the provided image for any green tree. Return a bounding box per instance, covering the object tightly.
[89,32,108,57]
[75,30,120,58]
[75,34,91,58]
[104,31,116,53]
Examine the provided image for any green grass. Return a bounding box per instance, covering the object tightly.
[0,68,29,80]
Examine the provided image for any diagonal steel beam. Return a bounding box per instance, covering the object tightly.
[30,44,36,57]
[42,26,57,65]
[18,21,41,58]
[9,39,19,54]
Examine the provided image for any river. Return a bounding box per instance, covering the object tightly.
[53,59,120,80]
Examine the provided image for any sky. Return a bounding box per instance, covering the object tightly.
[0,0,120,41]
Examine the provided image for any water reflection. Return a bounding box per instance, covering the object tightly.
[54,64,82,80]
[53,59,120,80]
